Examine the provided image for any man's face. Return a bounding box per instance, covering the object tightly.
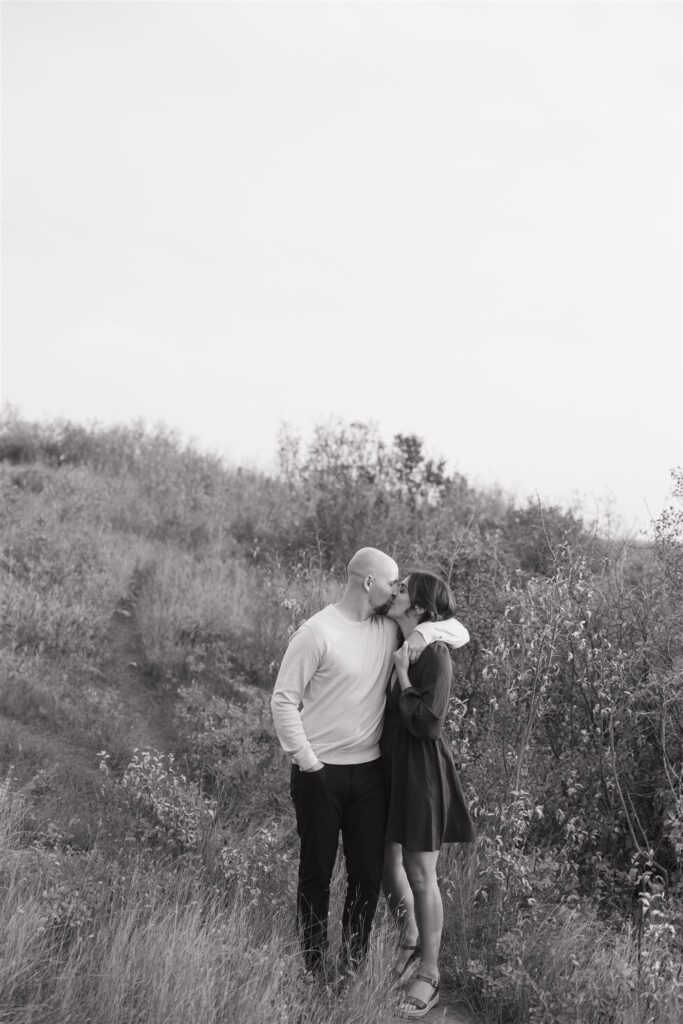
[368,563,400,616]
[387,576,412,618]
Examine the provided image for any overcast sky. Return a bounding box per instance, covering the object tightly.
[2,1,681,532]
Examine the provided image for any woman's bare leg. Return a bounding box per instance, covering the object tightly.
[401,849,442,979]
[382,841,419,947]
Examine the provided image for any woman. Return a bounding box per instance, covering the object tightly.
[381,571,475,1019]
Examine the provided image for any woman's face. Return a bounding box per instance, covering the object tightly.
[388,576,413,619]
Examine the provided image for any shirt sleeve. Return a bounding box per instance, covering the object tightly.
[398,643,452,740]
[270,624,323,770]
[415,616,469,649]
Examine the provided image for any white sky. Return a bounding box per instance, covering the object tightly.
[1,1,681,531]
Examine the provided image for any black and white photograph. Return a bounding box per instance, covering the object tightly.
[1,2,681,1022]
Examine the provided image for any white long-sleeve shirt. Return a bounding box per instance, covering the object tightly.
[270,606,469,770]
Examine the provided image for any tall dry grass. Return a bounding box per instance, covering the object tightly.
[134,544,339,686]
[1,422,681,1024]
[1,467,154,657]
[0,779,401,1024]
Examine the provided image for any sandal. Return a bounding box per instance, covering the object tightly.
[390,943,420,985]
[398,972,440,1018]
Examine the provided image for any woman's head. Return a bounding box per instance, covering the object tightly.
[389,570,456,624]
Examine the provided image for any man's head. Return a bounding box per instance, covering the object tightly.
[346,547,400,616]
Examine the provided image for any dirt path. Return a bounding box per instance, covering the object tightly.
[0,567,180,846]
[100,565,178,756]
[422,987,478,1024]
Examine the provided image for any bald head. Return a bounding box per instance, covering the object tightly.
[348,547,398,581]
[345,547,400,617]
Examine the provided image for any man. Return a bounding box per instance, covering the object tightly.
[270,547,469,980]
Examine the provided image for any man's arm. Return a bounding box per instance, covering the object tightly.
[270,625,324,771]
[405,616,470,662]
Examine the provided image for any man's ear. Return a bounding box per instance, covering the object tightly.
[364,575,373,592]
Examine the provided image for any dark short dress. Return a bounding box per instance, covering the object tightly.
[381,641,475,852]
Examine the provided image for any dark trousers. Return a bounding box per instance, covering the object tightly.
[290,759,387,974]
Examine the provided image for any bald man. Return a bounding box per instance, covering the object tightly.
[271,547,469,982]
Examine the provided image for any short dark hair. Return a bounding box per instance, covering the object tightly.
[406,570,457,623]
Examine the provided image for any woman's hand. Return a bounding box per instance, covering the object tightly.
[393,640,410,676]
[405,630,427,663]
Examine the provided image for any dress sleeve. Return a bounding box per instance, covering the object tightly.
[398,643,452,740]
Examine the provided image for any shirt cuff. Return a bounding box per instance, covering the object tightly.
[293,745,320,771]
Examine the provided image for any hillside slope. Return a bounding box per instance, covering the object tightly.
[0,418,681,1024]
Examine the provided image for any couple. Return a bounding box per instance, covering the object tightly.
[270,547,475,1018]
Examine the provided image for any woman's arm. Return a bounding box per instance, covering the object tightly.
[393,643,452,740]
[404,616,469,662]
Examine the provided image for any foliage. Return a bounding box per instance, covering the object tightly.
[654,467,683,593]
[272,419,472,568]
[0,414,681,1023]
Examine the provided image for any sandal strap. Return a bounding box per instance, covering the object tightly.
[412,973,439,989]
[400,974,439,1010]
[391,943,420,981]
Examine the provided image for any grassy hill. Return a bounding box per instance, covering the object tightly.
[0,415,681,1023]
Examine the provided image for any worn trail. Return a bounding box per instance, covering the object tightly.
[419,987,478,1023]
[101,564,178,756]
